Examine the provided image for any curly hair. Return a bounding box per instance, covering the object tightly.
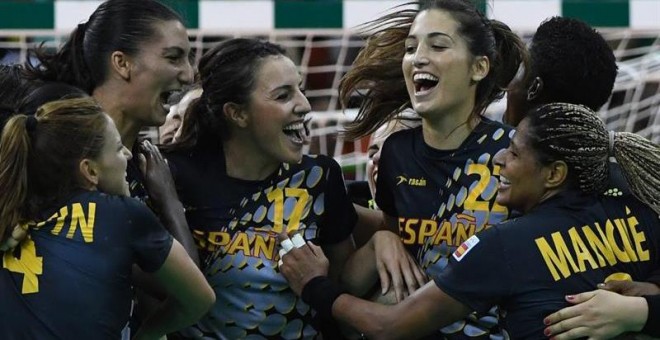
[529,17,617,111]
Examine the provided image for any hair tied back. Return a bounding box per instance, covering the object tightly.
[25,116,38,132]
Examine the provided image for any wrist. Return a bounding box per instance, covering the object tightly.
[301,276,345,320]
[626,296,648,332]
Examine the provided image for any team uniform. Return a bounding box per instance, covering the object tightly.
[166,148,356,339]
[376,118,513,339]
[0,191,173,339]
[434,190,660,339]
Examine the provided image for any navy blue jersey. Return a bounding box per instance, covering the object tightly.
[376,119,513,339]
[166,149,356,339]
[434,190,660,339]
[0,191,172,339]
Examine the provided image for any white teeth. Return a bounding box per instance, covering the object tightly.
[413,73,439,82]
[163,104,172,111]
[283,122,304,131]
[499,176,511,185]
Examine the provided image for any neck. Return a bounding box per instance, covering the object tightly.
[422,102,479,150]
[93,85,141,150]
[223,137,280,181]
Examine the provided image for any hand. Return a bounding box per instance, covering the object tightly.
[599,279,660,296]
[543,289,647,339]
[137,140,178,210]
[278,234,329,296]
[372,230,428,302]
[0,224,28,252]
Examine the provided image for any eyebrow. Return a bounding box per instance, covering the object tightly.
[162,46,186,55]
[406,32,454,42]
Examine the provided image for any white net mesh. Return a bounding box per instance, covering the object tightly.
[1,28,659,179]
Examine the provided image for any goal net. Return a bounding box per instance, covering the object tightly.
[1,28,658,180]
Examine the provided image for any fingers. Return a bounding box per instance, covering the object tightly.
[598,280,630,294]
[546,325,590,340]
[400,260,418,296]
[138,153,147,176]
[565,291,596,305]
[376,261,391,295]
[408,255,428,289]
[388,264,406,303]
[545,304,581,325]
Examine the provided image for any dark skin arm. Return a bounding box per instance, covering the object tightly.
[280,241,471,340]
[138,140,199,266]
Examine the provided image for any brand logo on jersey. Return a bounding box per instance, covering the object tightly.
[453,235,480,261]
[395,175,426,187]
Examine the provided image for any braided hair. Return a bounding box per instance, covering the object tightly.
[527,102,660,215]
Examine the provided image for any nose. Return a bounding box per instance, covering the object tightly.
[123,146,133,161]
[295,89,312,117]
[179,58,195,85]
[412,46,430,68]
[372,148,382,168]
[493,148,506,167]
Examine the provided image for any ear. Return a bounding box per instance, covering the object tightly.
[526,77,544,101]
[544,160,568,189]
[223,102,248,128]
[110,51,131,81]
[470,56,490,83]
[79,158,100,190]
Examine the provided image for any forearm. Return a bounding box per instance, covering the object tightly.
[329,282,464,339]
[153,199,199,266]
[132,296,204,339]
[352,204,384,247]
[340,239,378,295]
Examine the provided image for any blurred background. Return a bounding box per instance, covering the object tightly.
[0,0,658,179]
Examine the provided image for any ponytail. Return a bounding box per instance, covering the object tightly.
[473,19,528,116]
[24,24,94,93]
[0,115,33,242]
[611,132,660,215]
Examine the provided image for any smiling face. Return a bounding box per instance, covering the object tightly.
[402,9,481,119]
[123,20,193,127]
[241,55,311,165]
[493,119,551,213]
[94,115,133,196]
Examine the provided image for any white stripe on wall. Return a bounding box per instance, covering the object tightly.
[200,0,273,30]
[488,0,562,31]
[55,1,103,30]
[631,0,660,29]
[343,0,413,30]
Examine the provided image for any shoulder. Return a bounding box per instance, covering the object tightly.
[86,191,153,218]
[297,154,341,172]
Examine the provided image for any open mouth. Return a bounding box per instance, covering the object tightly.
[282,119,310,145]
[413,73,439,95]
[498,175,511,188]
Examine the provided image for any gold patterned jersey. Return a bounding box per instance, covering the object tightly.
[166,150,356,340]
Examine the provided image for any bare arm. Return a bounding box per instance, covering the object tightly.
[133,239,215,340]
[280,241,470,339]
[333,282,470,340]
[139,140,199,265]
[352,204,384,247]
[351,213,427,302]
